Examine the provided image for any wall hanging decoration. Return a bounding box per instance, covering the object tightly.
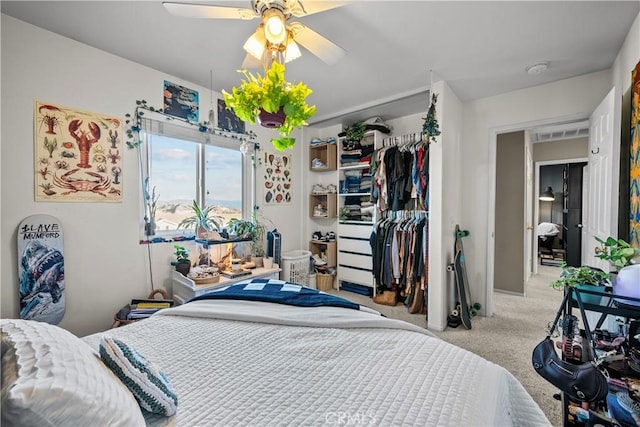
[422,93,441,144]
[263,151,291,204]
[34,100,123,202]
[217,98,245,134]
[163,80,199,122]
[222,61,315,151]
[17,214,65,324]
[630,60,640,248]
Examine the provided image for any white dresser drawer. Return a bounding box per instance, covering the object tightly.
[338,265,373,287]
[338,222,372,238]
[338,237,371,255]
[338,251,372,270]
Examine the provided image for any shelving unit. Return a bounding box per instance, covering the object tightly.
[335,130,384,295]
[309,240,337,267]
[309,193,337,218]
[309,143,337,171]
[560,287,640,426]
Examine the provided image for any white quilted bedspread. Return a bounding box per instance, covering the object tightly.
[83,300,550,427]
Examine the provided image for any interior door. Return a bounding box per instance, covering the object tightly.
[565,163,587,266]
[583,88,615,271]
[524,131,534,281]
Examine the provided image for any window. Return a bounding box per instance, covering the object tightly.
[139,115,250,238]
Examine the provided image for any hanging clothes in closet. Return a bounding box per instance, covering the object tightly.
[370,211,429,314]
[370,138,430,212]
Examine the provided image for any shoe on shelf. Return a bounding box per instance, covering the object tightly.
[312,231,322,241]
[326,137,336,144]
[325,184,337,193]
[312,184,327,194]
[313,204,327,217]
[312,254,327,266]
[327,231,336,241]
[310,138,323,145]
[311,158,327,169]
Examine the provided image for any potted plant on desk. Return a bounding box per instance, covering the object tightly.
[178,200,223,240]
[227,214,267,267]
[172,245,191,276]
[550,263,611,305]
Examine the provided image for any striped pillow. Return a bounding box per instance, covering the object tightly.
[99,336,178,416]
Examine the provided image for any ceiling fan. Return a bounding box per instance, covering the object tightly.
[162,0,347,68]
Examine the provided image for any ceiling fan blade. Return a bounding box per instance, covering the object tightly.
[290,23,345,65]
[287,0,347,17]
[241,53,264,69]
[162,2,259,19]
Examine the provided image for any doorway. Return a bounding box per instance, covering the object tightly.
[491,121,590,297]
[535,160,588,271]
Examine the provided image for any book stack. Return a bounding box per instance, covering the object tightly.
[126,298,174,320]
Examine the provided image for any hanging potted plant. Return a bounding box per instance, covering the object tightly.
[222,61,316,151]
[177,200,223,239]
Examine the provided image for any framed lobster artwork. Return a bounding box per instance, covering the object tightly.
[34,100,123,202]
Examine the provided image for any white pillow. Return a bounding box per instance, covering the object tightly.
[1,319,145,427]
[99,335,178,416]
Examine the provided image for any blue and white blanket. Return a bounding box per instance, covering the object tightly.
[188,278,361,311]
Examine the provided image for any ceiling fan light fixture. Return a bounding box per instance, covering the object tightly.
[243,26,266,60]
[263,9,286,44]
[284,38,301,63]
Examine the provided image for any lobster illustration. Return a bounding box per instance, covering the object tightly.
[68,119,100,169]
[107,149,120,164]
[38,104,63,135]
[111,166,122,185]
[108,130,119,149]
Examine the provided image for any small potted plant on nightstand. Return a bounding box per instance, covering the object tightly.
[172,245,191,276]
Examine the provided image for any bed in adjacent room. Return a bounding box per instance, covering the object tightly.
[2,278,550,427]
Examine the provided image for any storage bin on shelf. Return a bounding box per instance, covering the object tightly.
[281,250,311,285]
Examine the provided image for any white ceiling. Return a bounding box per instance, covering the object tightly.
[2,1,639,128]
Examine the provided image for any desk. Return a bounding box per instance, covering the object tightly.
[171,267,282,305]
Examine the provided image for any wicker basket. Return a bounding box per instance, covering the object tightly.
[316,272,334,291]
[112,289,169,328]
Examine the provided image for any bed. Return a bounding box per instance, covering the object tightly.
[2,278,550,426]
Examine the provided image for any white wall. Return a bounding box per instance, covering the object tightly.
[1,15,304,336]
[463,70,614,315]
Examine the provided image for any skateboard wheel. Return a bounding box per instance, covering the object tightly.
[456,230,469,238]
[446,264,454,272]
[470,308,477,317]
[447,314,461,328]
[472,302,482,311]
[451,309,459,317]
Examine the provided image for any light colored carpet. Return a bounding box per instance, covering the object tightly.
[328,264,564,426]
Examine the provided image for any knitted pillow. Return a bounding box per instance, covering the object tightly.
[1,319,145,427]
[99,336,178,416]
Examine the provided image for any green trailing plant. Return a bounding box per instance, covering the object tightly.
[222,61,316,151]
[594,236,640,271]
[177,200,223,235]
[172,245,190,265]
[549,263,611,290]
